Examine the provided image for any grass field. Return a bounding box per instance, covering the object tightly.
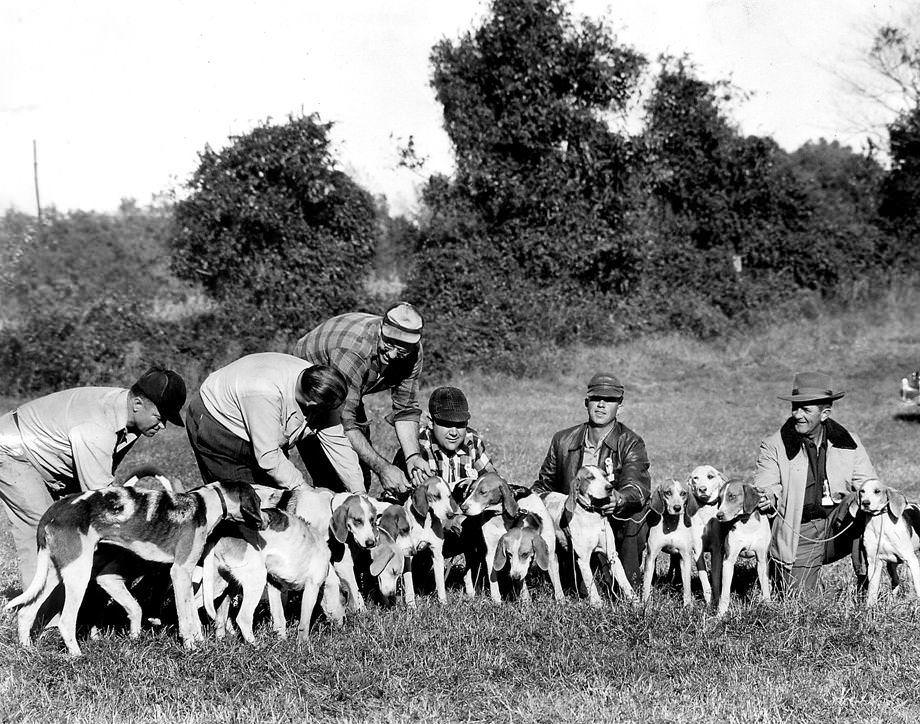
[2,285,920,723]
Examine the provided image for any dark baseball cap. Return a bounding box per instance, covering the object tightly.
[429,386,470,424]
[133,367,187,426]
[586,372,624,399]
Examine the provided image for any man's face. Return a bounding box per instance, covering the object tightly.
[431,418,466,453]
[586,396,621,426]
[377,337,415,364]
[791,402,830,438]
[131,398,165,437]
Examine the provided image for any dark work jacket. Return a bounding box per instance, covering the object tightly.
[531,421,651,519]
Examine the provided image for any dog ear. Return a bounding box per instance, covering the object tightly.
[499,480,519,519]
[411,483,430,518]
[449,494,461,515]
[888,490,907,520]
[650,487,665,516]
[562,486,578,527]
[331,502,350,543]
[533,534,550,571]
[493,538,508,571]
[684,488,699,526]
[848,492,861,519]
[370,543,396,578]
[742,484,759,515]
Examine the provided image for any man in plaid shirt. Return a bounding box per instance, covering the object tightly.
[293,303,430,494]
[395,386,497,499]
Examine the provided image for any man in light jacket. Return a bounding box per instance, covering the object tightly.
[754,371,876,591]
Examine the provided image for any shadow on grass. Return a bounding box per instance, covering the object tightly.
[893,408,920,424]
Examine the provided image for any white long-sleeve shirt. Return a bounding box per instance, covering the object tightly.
[198,352,364,491]
[2,387,137,491]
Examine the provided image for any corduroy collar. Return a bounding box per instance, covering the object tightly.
[779,417,857,460]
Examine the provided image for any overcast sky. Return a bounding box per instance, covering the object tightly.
[0,0,911,216]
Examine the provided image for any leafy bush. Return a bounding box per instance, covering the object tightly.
[170,114,378,342]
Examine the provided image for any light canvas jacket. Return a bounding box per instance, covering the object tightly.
[754,417,876,565]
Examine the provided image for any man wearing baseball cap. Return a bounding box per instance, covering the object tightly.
[292,302,430,495]
[532,372,651,588]
[395,386,498,495]
[0,367,186,587]
[754,371,877,592]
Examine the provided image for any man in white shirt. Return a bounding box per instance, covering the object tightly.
[185,353,364,493]
[0,367,187,587]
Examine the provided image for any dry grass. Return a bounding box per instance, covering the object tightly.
[2,284,920,723]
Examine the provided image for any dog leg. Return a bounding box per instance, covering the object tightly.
[575,549,603,607]
[170,563,200,648]
[16,575,60,649]
[608,551,636,601]
[402,558,417,608]
[866,557,884,607]
[266,583,287,639]
[695,550,712,605]
[888,562,902,597]
[546,550,565,603]
[235,567,267,645]
[95,571,143,639]
[716,549,738,618]
[333,549,365,613]
[756,551,772,604]
[709,543,723,610]
[296,578,322,642]
[320,565,345,627]
[641,542,662,603]
[215,588,232,640]
[679,550,693,606]
[905,553,920,602]
[58,551,96,657]
[431,545,448,604]
[519,580,531,603]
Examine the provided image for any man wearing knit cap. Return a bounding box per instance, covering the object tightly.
[532,372,651,587]
[292,302,430,495]
[0,367,187,587]
[754,371,877,592]
[395,386,497,495]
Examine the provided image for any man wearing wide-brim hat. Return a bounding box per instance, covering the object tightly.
[754,371,877,592]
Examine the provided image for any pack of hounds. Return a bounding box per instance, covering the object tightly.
[6,463,920,657]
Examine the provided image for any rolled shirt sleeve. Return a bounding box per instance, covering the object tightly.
[389,349,423,425]
[238,392,305,490]
[327,350,370,433]
[315,423,365,492]
[69,424,118,490]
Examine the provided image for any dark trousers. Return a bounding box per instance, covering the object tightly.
[614,516,649,588]
[185,392,274,487]
[296,403,372,493]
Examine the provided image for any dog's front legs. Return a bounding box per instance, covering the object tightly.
[296,578,324,642]
[402,557,417,608]
[756,550,772,604]
[694,551,712,605]
[546,549,565,602]
[716,547,738,617]
[678,549,693,606]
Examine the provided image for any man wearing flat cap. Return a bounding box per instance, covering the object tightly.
[532,372,651,587]
[754,371,877,591]
[0,367,187,587]
[293,302,430,495]
[395,386,498,495]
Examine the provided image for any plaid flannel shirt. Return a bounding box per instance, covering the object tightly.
[418,424,492,492]
[292,313,423,432]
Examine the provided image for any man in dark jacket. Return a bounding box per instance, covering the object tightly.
[532,372,651,586]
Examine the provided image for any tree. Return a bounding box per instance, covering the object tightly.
[407,0,646,372]
[170,114,378,343]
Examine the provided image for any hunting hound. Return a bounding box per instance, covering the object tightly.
[642,479,697,605]
[6,479,263,656]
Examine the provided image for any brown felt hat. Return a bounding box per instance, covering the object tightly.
[777,371,845,403]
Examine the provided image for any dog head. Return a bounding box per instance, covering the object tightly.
[330,494,379,548]
[460,472,518,519]
[492,513,549,581]
[369,530,405,599]
[411,475,460,524]
[650,479,696,526]
[213,481,265,530]
[716,481,759,522]
[687,465,725,505]
[853,479,906,520]
[563,465,614,523]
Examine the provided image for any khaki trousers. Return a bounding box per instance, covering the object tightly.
[0,418,54,589]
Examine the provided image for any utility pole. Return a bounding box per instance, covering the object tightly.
[33,139,43,228]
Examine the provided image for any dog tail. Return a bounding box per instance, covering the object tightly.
[5,547,51,611]
[201,547,218,620]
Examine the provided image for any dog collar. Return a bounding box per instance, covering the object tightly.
[214,486,228,518]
